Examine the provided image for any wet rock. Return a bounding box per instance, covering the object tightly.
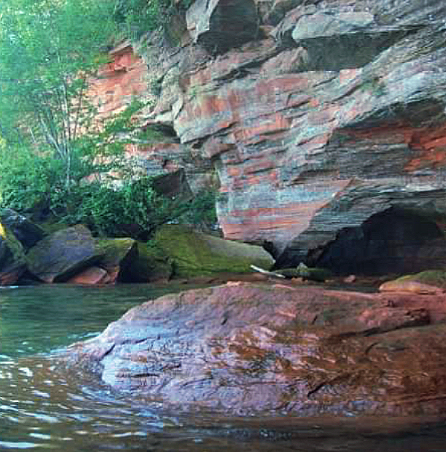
[68,283,446,416]
[0,223,26,285]
[27,225,101,283]
[0,208,45,249]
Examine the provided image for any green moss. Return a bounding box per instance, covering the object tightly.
[37,219,71,235]
[152,225,274,278]
[96,238,136,267]
[0,222,25,265]
[128,240,172,282]
[397,270,446,289]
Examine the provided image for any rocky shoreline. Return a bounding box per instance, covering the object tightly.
[0,208,274,286]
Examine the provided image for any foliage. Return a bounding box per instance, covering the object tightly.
[175,189,218,229]
[61,177,172,237]
[112,0,194,40]
[65,181,218,238]
[0,139,218,239]
[0,0,117,187]
[0,146,58,213]
[0,0,218,239]
[113,0,172,40]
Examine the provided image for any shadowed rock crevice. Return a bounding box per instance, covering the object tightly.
[310,208,446,275]
[187,0,259,54]
[347,98,446,131]
[293,29,417,72]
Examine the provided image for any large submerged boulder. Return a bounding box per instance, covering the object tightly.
[68,283,446,416]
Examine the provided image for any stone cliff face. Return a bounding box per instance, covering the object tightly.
[95,0,446,274]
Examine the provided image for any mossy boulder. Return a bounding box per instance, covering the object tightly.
[152,225,274,278]
[398,270,446,288]
[126,241,173,282]
[95,238,138,283]
[0,222,27,285]
[380,270,446,294]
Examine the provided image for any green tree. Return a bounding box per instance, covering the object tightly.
[113,0,175,40]
[0,0,117,187]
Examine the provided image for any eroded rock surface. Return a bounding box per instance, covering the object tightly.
[68,283,446,416]
[176,0,446,267]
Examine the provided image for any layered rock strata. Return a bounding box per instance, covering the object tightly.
[93,0,446,273]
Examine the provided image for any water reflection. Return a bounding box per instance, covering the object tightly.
[1,285,446,451]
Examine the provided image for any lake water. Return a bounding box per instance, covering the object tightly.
[1,284,446,451]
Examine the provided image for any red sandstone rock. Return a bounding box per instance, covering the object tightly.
[175,0,446,268]
[87,42,148,119]
[68,284,446,417]
[67,267,110,285]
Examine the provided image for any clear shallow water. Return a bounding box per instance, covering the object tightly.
[1,284,446,451]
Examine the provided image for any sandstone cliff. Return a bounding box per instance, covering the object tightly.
[92,0,446,275]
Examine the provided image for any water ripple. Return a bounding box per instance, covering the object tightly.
[1,285,446,451]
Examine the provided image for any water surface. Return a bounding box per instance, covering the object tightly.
[1,284,446,451]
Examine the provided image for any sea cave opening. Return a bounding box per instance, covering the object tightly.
[311,207,446,276]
